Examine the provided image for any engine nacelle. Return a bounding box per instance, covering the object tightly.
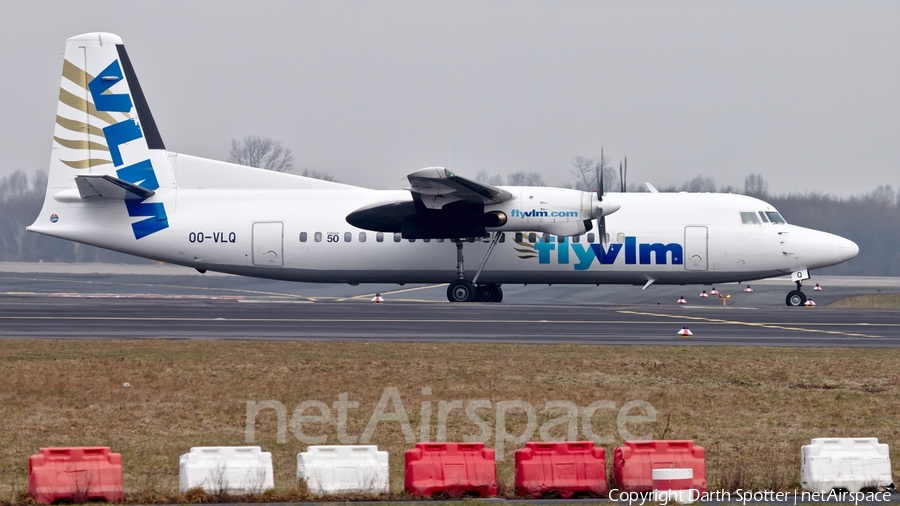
[484,187,618,236]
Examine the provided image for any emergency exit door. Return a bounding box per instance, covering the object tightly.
[684,226,708,271]
[252,222,283,267]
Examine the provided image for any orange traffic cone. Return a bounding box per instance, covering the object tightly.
[677,325,693,337]
[814,283,822,291]
[804,299,816,307]
[372,293,384,303]
[678,296,687,305]
[710,287,718,295]
[700,290,708,298]
[744,285,754,293]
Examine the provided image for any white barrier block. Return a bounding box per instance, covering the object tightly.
[801,438,894,493]
[297,445,389,495]
[179,446,274,494]
[652,468,694,504]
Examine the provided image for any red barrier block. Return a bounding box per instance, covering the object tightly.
[405,442,497,498]
[29,447,124,504]
[515,441,608,498]
[613,440,706,493]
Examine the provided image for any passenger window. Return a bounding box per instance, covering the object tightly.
[557,235,565,243]
[344,232,352,242]
[423,238,431,243]
[299,232,308,242]
[437,238,444,243]
[515,232,523,242]
[572,235,580,243]
[587,233,595,243]
[408,238,416,243]
[764,211,786,224]
[467,237,476,243]
[758,211,769,223]
[376,232,384,242]
[542,232,550,243]
[314,232,322,242]
[394,233,402,242]
[740,211,760,224]
[359,232,366,242]
[617,232,625,243]
[528,233,537,243]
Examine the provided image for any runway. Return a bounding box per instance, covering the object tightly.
[2,264,900,347]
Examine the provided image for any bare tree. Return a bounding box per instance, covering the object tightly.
[681,174,717,193]
[506,171,545,186]
[570,150,619,192]
[475,170,504,186]
[865,184,895,206]
[300,169,338,182]
[228,135,295,172]
[744,173,768,197]
[570,156,595,191]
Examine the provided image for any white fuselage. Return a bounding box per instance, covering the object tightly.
[30,162,856,287]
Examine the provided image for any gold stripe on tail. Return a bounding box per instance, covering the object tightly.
[53,136,109,152]
[60,158,113,169]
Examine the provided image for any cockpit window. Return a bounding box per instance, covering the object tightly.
[740,212,760,224]
[764,211,786,224]
[758,211,769,223]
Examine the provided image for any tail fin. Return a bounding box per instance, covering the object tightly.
[35,32,174,240]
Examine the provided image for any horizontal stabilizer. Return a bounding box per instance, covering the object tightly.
[75,174,156,200]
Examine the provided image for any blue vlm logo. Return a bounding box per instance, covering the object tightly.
[89,60,169,240]
[530,236,683,270]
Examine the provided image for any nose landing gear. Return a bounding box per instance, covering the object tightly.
[786,280,808,307]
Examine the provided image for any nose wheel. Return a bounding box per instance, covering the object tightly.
[786,280,807,307]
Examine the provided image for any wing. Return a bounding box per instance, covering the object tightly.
[346,167,512,238]
[406,167,513,209]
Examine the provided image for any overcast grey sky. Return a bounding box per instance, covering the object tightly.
[3,1,898,195]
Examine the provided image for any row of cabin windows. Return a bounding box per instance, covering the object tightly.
[298,232,502,243]
[298,231,615,244]
[739,211,786,225]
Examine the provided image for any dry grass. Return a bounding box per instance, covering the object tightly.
[1,340,899,503]
[829,294,900,308]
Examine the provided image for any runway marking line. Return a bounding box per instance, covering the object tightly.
[337,283,448,301]
[0,276,308,300]
[617,310,883,339]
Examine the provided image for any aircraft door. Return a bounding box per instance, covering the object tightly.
[252,222,284,267]
[684,226,708,271]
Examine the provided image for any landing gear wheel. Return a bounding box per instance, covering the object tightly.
[448,279,477,302]
[477,284,503,303]
[786,290,807,307]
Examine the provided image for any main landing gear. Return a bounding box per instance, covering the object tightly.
[446,235,503,303]
[786,279,808,307]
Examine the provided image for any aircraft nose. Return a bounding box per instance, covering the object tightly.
[839,238,859,261]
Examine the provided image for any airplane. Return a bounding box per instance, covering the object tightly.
[28,33,859,306]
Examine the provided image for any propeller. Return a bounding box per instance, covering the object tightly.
[596,161,606,244]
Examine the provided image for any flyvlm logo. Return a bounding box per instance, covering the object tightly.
[528,236,683,270]
[89,60,168,240]
[510,209,580,218]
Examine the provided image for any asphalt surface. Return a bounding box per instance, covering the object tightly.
[2,265,899,347]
